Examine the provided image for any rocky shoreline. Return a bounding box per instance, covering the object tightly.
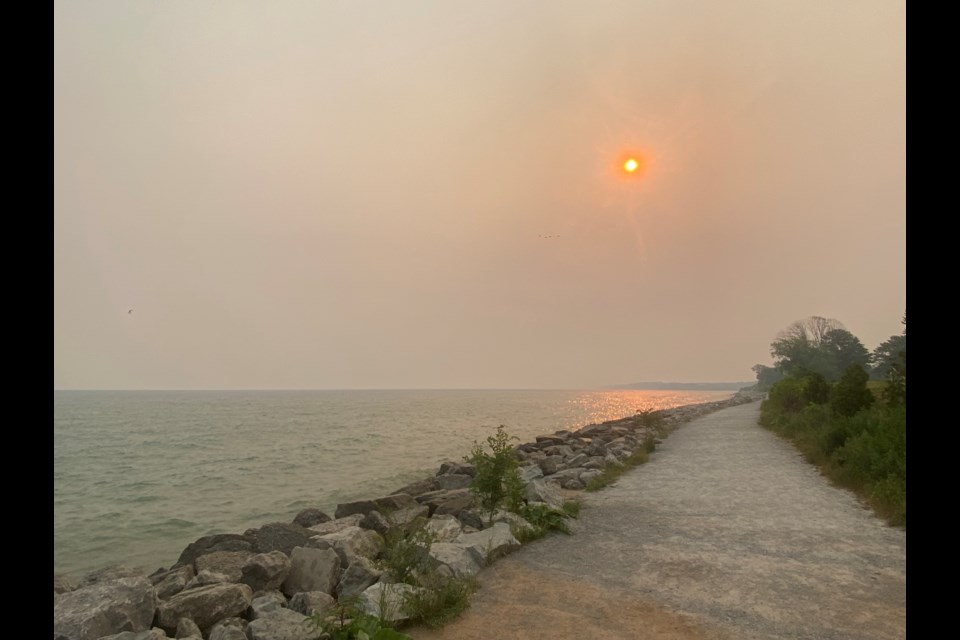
[54,389,761,640]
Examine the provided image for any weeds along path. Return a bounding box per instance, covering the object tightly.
[409,401,906,640]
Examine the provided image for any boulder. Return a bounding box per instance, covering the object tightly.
[390,476,440,497]
[194,551,253,582]
[292,509,331,528]
[183,570,231,590]
[54,574,78,594]
[309,526,384,568]
[53,577,158,640]
[334,493,417,519]
[383,504,430,531]
[427,543,484,579]
[524,478,565,510]
[96,630,168,640]
[149,566,195,600]
[246,523,316,556]
[437,460,475,476]
[358,510,391,536]
[155,583,253,636]
[424,514,462,543]
[456,509,485,531]
[175,534,254,569]
[434,473,472,490]
[208,617,248,640]
[175,617,202,638]
[357,583,426,624]
[335,557,382,599]
[455,522,520,563]
[490,509,537,538]
[288,591,336,618]
[246,608,322,640]
[538,456,564,475]
[282,547,340,597]
[518,465,544,483]
[308,514,363,536]
[249,590,288,619]
[78,565,145,588]
[241,551,291,592]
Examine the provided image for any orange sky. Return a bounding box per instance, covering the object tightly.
[54,1,906,389]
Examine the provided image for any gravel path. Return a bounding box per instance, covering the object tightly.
[410,401,906,640]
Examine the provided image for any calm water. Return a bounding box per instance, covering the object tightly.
[53,388,733,577]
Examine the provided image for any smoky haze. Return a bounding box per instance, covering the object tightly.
[54,1,906,390]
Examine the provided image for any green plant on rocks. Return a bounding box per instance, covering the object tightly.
[312,595,413,640]
[378,519,435,586]
[464,425,525,525]
[401,573,478,629]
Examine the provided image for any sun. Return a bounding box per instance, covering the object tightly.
[624,157,640,173]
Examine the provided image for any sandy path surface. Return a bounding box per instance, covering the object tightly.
[408,402,906,640]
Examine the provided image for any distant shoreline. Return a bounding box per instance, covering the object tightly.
[609,382,755,391]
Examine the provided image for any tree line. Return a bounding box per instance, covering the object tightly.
[754,313,906,527]
[752,314,906,390]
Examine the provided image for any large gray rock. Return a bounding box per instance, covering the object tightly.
[249,590,288,619]
[334,494,418,519]
[307,514,363,536]
[357,583,426,624]
[175,617,202,638]
[424,514,462,543]
[288,592,336,618]
[358,510,391,536]
[427,543,484,579]
[155,583,253,635]
[246,608,322,640]
[78,565,146,588]
[208,617,248,640]
[391,476,440,497]
[292,509,331,528]
[282,547,340,597]
[54,574,78,594]
[97,630,168,640]
[150,566,195,600]
[183,569,231,590]
[524,478,565,510]
[194,550,253,582]
[455,522,520,563]
[538,456,564,475]
[434,474,472,490]
[335,557,382,599]
[309,526,384,568]
[384,504,430,532]
[241,551,291,592]
[518,465,544,483]
[490,509,536,538]
[437,460,475,476]
[53,577,158,640]
[175,534,254,569]
[246,523,316,556]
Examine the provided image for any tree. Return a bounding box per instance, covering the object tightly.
[871,334,907,379]
[770,316,848,380]
[464,425,524,524]
[821,328,871,374]
[752,364,784,391]
[830,364,875,417]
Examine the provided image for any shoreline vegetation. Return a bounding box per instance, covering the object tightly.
[754,315,906,529]
[54,388,761,640]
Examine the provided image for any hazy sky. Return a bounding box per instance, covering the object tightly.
[54,1,906,390]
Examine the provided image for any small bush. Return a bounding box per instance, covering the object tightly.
[402,574,478,629]
[465,425,524,524]
[312,596,413,640]
[379,521,434,586]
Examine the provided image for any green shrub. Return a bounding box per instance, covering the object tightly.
[830,365,875,417]
[379,521,434,586]
[312,596,413,640]
[464,425,524,524]
[402,574,477,629]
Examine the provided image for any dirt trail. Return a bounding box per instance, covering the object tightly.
[408,402,906,640]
